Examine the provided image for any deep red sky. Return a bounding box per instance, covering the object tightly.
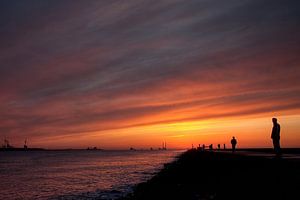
[1,0,300,149]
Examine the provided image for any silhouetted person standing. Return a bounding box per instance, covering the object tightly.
[231,136,237,152]
[271,118,281,156]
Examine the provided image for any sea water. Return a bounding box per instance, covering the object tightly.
[0,150,182,200]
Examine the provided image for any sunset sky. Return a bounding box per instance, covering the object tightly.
[1,0,300,149]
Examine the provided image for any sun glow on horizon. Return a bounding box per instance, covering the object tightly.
[27,114,300,149]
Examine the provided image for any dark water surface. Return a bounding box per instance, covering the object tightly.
[0,150,182,200]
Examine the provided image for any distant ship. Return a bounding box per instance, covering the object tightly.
[130,147,137,151]
[86,147,104,151]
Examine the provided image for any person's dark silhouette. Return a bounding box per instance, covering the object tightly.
[217,144,221,150]
[197,144,201,150]
[223,144,226,150]
[209,144,213,151]
[271,118,281,156]
[231,136,237,152]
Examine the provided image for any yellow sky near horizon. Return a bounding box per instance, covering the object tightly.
[29,114,300,149]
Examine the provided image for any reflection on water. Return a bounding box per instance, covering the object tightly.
[0,150,182,200]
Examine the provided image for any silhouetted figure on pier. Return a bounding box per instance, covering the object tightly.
[197,144,201,150]
[217,144,221,150]
[231,137,237,152]
[271,118,281,156]
[202,144,205,150]
[223,144,226,150]
[209,144,213,151]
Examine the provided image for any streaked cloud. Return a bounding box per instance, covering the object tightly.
[0,0,300,148]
